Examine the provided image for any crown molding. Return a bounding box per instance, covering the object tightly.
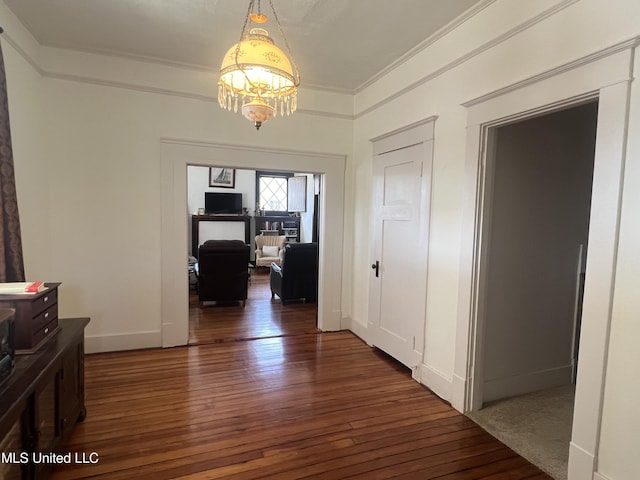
[0,30,42,75]
[354,0,581,119]
[2,30,354,121]
[355,0,498,93]
[462,36,640,108]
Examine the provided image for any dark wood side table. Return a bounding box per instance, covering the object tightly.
[0,317,89,480]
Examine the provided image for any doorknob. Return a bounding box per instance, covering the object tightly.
[371,261,379,277]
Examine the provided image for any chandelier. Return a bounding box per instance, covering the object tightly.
[218,0,300,130]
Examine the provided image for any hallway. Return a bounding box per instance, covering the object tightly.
[51,330,553,479]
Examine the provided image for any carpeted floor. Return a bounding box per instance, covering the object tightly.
[467,385,575,480]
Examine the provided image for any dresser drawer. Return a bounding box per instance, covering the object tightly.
[31,288,58,317]
[31,318,59,350]
[32,304,58,333]
[0,283,62,353]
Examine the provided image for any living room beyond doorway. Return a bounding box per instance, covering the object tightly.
[189,269,319,345]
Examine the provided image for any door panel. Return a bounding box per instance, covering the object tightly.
[369,140,432,371]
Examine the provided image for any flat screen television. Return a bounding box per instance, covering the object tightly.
[205,192,243,214]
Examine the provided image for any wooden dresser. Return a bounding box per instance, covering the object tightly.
[0,283,60,354]
[0,318,89,480]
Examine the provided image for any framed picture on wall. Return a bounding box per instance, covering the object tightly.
[209,168,235,188]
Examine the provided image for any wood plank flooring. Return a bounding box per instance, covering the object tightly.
[189,270,319,345]
[49,272,552,480]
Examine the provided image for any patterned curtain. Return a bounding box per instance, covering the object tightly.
[0,39,25,282]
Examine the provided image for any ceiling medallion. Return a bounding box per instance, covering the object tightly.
[218,0,300,130]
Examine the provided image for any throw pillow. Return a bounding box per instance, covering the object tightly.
[262,245,279,257]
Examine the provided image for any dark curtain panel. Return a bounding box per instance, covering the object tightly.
[0,41,25,282]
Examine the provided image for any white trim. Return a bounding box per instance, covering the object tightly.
[85,330,161,354]
[0,31,353,121]
[568,442,596,480]
[419,363,453,402]
[346,317,368,340]
[483,365,573,403]
[160,140,346,348]
[370,116,436,154]
[355,0,497,92]
[355,0,581,118]
[568,79,631,479]
[593,473,613,480]
[463,37,640,108]
[454,42,634,480]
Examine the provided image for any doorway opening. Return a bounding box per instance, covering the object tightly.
[160,140,345,349]
[469,101,599,479]
[186,165,321,345]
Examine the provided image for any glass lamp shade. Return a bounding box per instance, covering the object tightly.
[218,28,298,126]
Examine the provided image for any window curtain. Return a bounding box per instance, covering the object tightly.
[0,38,25,282]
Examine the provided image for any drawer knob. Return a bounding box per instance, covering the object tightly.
[44,296,49,303]
[44,327,49,334]
[45,312,49,318]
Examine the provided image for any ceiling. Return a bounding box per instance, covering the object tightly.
[3,0,482,92]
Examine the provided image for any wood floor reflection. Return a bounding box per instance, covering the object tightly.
[48,270,552,480]
[51,332,552,479]
[189,269,319,345]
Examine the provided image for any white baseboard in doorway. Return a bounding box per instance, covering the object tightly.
[419,363,453,403]
[483,365,573,403]
[85,330,161,354]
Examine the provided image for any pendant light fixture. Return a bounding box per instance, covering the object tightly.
[218,0,300,130]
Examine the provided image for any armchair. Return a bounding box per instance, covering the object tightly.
[255,235,285,269]
[196,240,250,305]
[270,243,318,305]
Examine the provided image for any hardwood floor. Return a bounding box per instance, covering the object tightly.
[49,272,552,480]
[189,270,319,345]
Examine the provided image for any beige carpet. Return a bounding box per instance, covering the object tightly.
[467,385,575,480]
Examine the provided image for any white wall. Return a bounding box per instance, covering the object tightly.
[482,103,597,402]
[187,166,256,256]
[0,1,353,354]
[187,166,256,216]
[297,173,315,243]
[349,1,640,478]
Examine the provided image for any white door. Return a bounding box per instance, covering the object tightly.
[369,138,432,373]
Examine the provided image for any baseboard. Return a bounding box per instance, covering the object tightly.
[347,317,369,341]
[568,441,596,480]
[483,364,573,402]
[419,363,453,403]
[85,330,162,353]
[593,473,612,480]
[451,373,468,413]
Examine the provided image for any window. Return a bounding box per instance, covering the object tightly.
[256,171,292,213]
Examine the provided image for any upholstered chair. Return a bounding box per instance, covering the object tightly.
[270,243,318,305]
[196,240,250,305]
[255,235,286,269]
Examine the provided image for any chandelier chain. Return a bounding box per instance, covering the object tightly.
[233,0,263,98]
[267,0,300,86]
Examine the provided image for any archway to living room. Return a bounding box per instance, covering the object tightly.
[186,165,322,345]
[159,139,346,349]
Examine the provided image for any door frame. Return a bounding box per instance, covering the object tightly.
[453,45,634,478]
[160,139,346,348]
[368,117,435,378]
